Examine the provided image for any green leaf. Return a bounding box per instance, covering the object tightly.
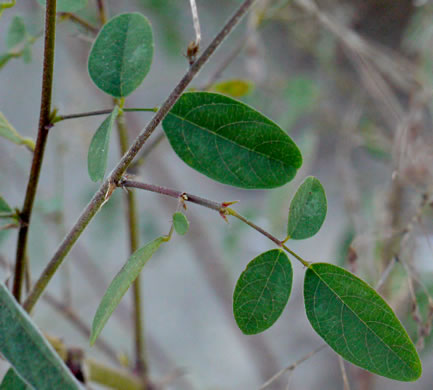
[163,92,303,189]
[0,112,35,150]
[87,106,119,182]
[304,263,422,381]
[287,176,327,240]
[7,16,26,50]
[210,79,254,98]
[0,368,31,390]
[0,196,12,214]
[37,0,87,13]
[173,212,189,235]
[88,13,154,98]
[91,237,165,345]
[233,249,293,335]
[21,44,32,64]
[0,282,83,389]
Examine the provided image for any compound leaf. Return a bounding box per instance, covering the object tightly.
[88,13,154,98]
[304,263,422,381]
[173,212,189,235]
[287,176,326,240]
[37,0,87,13]
[163,92,302,189]
[0,282,82,389]
[87,106,119,182]
[233,249,293,334]
[91,237,165,345]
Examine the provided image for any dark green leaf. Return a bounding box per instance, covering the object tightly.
[210,79,254,98]
[173,212,189,235]
[233,249,293,334]
[0,282,83,389]
[91,237,165,345]
[37,0,87,13]
[0,368,31,390]
[304,263,422,381]
[163,92,302,189]
[7,16,26,50]
[88,13,154,98]
[287,176,327,239]
[87,106,119,182]
[0,196,12,214]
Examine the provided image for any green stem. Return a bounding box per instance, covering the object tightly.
[57,12,98,34]
[56,108,158,122]
[23,0,258,313]
[13,0,57,302]
[115,108,147,377]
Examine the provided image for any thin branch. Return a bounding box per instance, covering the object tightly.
[57,12,99,34]
[120,179,310,267]
[115,110,147,376]
[56,108,158,122]
[128,131,166,172]
[338,356,351,390]
[23,0,258,313]
[189,0,201,47]
[13,0,57,302]
[258,345,326,389]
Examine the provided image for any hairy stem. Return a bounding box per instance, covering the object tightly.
[13,0,57,302]
[23,0,258,314]
[115,111,147,376]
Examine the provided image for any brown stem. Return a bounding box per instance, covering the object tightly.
[57,108,157,122]
[115,111,147,376]
[57,12,99,34]
[13,0,57,302]
[23,0,257,313]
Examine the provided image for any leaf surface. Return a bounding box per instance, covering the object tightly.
[287,176,326,239]
[7,16,26,50]
[0,368,31,390]
[0,113,34,150]
[163,92,302,189]
[304,263,422,381]
[0,283,82,389]
[37,0,87,13]
[173,212,189,235]
[87,106,119,182]
[91,237,165,345]
[233,249,293,334]
[88,13,154,98]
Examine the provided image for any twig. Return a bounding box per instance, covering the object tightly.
[128,131,166,172]
[115,109,147,376]
[258,345,326,389]
[120,179,310,267]
[57,12,99,34]
[23,0,258,316]
[56,108,158,122]
[375,256,398,291]
[189,0,201,48]
[13,0,57,302]
[338,356,351,390]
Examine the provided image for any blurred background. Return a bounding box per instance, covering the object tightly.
[1,0,433,389]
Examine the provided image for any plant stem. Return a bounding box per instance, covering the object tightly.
[13,0,57,302]
[57,12,99,34]
[121,179,310,267]
[96,0,107,25]
[56,108,158,122]
[23,0,259,313]
[115,110,147,376]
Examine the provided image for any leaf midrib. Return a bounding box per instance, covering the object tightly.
[167,111,297,168]
[311,266,413,374]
